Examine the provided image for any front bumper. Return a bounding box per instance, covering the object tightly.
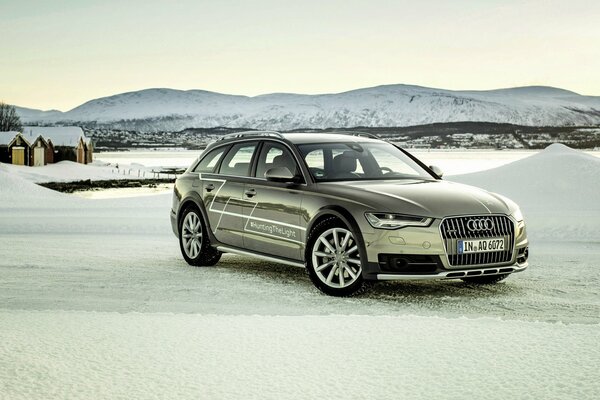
[359,216,529,281]
[376,260,528,281]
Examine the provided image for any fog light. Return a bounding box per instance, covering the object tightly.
[389,236,406,245]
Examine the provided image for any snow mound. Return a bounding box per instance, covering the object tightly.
[542,142,573,153]
[0,165,171,234]
[0,164,68,206]
[451,144,600,240]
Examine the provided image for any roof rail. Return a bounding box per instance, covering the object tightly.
[329,131,381,139]
[217,130,284,141]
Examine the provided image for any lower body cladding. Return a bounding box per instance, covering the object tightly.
[372,256,529,281]
[172,207,529,282]
[360,216,529,281]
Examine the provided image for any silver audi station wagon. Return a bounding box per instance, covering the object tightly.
[170,131,529,296]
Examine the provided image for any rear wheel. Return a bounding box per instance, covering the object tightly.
[179,206,221,266]
[461,274,509,285]
[306,217,369,297]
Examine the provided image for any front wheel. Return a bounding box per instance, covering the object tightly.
[179,206,221,266]
[305,217,369,297]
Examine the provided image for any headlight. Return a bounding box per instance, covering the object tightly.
[365,213,432,230]
[516,220,526,236]
[512,207,524,222]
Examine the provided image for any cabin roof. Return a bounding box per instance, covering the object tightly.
[22,126,87,147]
[0,131,20,146]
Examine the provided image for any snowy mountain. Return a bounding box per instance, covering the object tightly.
[16,84,600,131]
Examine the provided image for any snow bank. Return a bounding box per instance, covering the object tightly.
[0,311,597,400]
[0,167,171,234]
[451,144,600,241]
[0,165,69,205]
[0,160,166,183]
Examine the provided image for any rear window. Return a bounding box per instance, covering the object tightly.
[193,146,227,173]
[218,142,258,177]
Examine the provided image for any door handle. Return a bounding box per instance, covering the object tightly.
[205,183,215,192]
[244,188,257,197]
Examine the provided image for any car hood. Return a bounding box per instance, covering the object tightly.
[316,179,515,218]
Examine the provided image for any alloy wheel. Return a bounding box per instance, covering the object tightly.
[311,227,362,288]
[181,211,202,259]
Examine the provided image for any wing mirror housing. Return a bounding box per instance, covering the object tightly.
[265,167,301,183]
[429,165,443,178]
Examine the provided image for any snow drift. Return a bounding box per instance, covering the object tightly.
[450,144,600,241]
[0,165,171,234]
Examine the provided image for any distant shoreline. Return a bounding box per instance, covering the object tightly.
[83,123,600,151]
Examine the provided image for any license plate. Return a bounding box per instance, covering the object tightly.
[458,238,505,254]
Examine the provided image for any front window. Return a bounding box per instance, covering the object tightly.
[298,142,434,182]
[255,142,300,179]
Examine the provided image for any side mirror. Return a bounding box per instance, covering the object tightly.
[265,167,300,183]
[429,165,443,178]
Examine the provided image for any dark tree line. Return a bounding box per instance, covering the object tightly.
[0,102,22,131]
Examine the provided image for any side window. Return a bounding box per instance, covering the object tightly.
[255,143,299,179]
[304,149,324,169]
[218,142,257,177]
[193,146,227,173]
[304,149,326,179]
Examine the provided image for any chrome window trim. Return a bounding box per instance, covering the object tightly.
[199,137,310,185]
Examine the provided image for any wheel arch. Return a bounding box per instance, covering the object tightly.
[305,206,367,263]
[307,206,360,236]
[177,193,219,244]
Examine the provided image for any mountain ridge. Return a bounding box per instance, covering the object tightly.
[14,84,600,132]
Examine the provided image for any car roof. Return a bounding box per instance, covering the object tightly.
[280,133,382,144]
[209,131,385,149]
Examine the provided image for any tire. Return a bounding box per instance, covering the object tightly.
[305,217,370,297]
[461,274,509,285]
[178,205,221,267]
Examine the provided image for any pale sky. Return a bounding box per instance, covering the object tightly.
[1,0,599,111]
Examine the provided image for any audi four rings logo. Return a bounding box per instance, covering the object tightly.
[467,218,495,231]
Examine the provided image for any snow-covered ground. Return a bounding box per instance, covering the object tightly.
[0,160,175,183]
[0,144,598,399]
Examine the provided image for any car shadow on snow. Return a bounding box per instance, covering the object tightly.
[210,255,526,302]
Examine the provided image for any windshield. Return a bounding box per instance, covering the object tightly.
[297,142,435,182]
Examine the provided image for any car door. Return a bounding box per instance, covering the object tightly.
[201,141,259,248]
[242,141,305,260]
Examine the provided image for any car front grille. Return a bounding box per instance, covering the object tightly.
[440,215,515,267]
